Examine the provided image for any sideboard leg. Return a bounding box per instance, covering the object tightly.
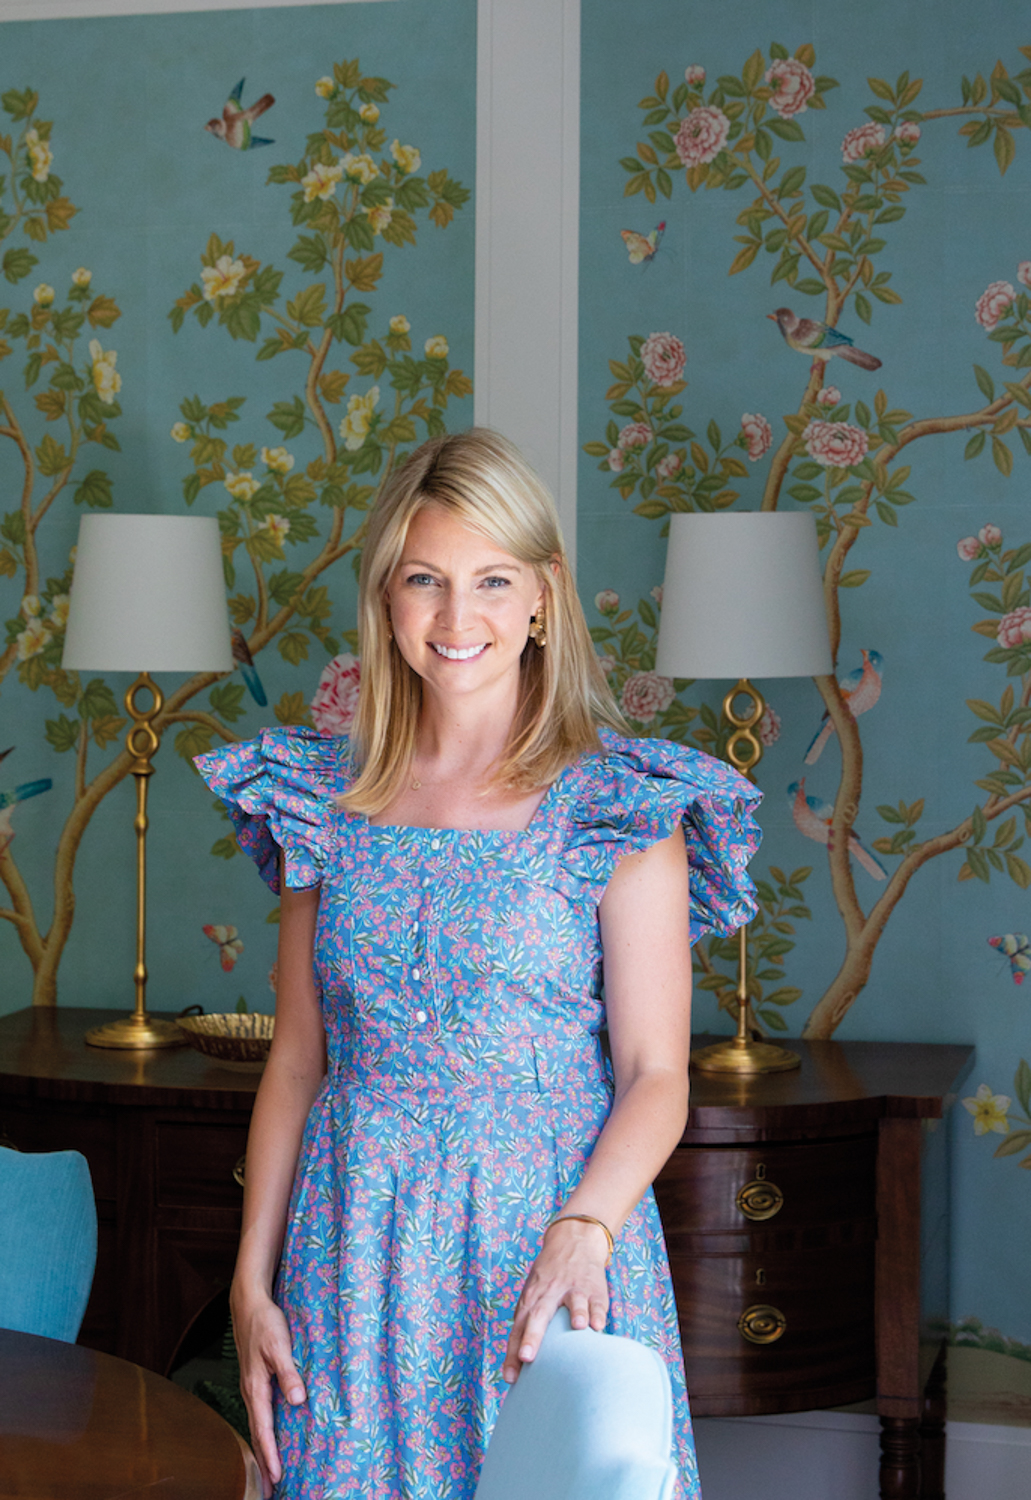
[919,1342,948,1499]
[880,1416,921,1499]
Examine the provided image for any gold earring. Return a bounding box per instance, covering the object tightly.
[529,609,547,648]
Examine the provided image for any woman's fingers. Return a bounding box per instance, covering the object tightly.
[241,1374,280,1497]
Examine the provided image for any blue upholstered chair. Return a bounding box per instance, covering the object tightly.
[474,1308,679,1500]
[0,1146,98,1342]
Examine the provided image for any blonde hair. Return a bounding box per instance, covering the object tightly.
[342,428,627,816]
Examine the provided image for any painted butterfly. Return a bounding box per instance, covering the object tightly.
[988,933,1031,984]
[621,222,666,265]
[203,923,245,972]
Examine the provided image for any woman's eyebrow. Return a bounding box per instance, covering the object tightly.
[400,559,523,574]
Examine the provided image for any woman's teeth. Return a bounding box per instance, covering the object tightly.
[432,643,487,661]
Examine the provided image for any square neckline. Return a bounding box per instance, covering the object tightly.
[355,755,581,838]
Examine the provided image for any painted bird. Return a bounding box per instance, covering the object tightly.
[768,308,882,379]
[231,629,268,707]
[0,777,52,854]
[787,778,887,881]
[205,79,275,151]
[804,649,884,765]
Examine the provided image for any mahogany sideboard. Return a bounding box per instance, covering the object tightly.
[0,1007,972,1499]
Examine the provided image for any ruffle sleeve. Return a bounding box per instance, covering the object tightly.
[560,726,762,943]
[194,727,347,894]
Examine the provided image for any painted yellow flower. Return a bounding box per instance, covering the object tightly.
[340,386,380,450]
[25,128,52,183]
[16,616,48,661]
[261,445,295,474]
[962,1084,1012,1136]
[391,140,421,175]
[342,151,379,185]
[389,315,411,335]
[424,335,449,360]
[367,198,394,234]
[89,339,121,404]
[263,514,291,548]
[201,254,247,303]
[315,77,336,99]
[359,102,380,123]
[224,471,260,502]
[302,160,344,203]
[22,595,41,618]
[170,422,192,443]
[49,594,70,627]
[72,267,92,288]
[33,283,55,307]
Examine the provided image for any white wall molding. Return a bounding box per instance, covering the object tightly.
[0,0,394,18]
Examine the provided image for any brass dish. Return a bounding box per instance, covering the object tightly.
[176,1012,275,1071]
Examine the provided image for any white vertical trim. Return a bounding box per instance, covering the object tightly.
[475,0,579,558]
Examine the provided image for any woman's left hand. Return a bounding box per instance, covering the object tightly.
[502,1217,610,1383]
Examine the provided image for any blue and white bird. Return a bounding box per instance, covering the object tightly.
[768,307,882,379]
[788,778,887,881]
[231,629,268,707]
[805,649,884,765]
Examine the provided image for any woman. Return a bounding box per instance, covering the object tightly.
[195,428,761,1500]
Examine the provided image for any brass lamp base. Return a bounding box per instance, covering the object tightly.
[85,1013,187,1050]
[692,1031,800,1074]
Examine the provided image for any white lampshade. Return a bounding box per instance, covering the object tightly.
[656,512,832,680]
[63,515,233,673]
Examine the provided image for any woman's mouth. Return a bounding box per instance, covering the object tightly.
[431,643,488,661]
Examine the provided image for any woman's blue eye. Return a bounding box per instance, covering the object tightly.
[483,576,510,588]
[406,573,436,586]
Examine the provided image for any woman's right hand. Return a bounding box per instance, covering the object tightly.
[232,1287,307,1497]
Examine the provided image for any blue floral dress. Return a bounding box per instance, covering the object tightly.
[195,725,761,1500]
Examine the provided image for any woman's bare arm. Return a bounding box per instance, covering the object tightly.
[231,879,326,1496]
[503,825,692,1380]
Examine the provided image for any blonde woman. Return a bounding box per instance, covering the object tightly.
[196,429,760,1500]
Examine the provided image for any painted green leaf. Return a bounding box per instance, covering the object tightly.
[994,1129,1031,1157]
[45,714,80,753]
[278,630,310,665]
[267,396,306,439]
[974,364,996,401]
[992,436,1013,476]
[209,682,247,723]
[965,430,986,460]
[839,569,871,588]
[73,470,113,508]
[174,723,214,759]
[1015,1059,1031,1116]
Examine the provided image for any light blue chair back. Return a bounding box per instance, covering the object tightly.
[475,1308,678,1500]
[0,1147,98,1343]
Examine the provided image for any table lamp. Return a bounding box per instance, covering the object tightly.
[63,515,233,1049]
[656,511,833,1075]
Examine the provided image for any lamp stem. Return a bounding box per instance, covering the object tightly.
[85,672,186,1050]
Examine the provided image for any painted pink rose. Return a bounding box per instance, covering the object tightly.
[764,58,815,118]
[758,705,782,747]
[956,536,981,561]
[596,653,616,677]
[997,606,1031,649]
[894,121,921,145]
[684,65,706,86]
[741,412,773,462]
[650,584,664,607]
[979,524,1002,547]
[975,280,1015,330]
[595,589,620,616]
[674,106,731,168]
[617,421,653,450]
[816,385,841,407]
[656,452,682,479]
[310,651,361,734]
[620,671,676,724]
[803,419,869,468]
[641,332,687,387]
[607,448,625,473]
[841,122,886,164]
[1018,262,1031,290]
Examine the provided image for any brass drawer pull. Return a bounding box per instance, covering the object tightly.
[736,1178,784,1220]
[233,1154,246,1188]
[738,1304,787,1345]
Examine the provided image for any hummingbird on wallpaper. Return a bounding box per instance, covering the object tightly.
[804,649,884,765]
[767,308,882,379]
[787,779,888,881]
[231,629,268,707]
[0,777,52,854]
[205,79,276,151]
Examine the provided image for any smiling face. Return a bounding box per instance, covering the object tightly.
[385,502,545,708]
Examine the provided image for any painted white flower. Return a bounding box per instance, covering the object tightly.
[962,1084,1011,1136]
[424,335,449,360]
[359,102,380,123]
[170,422,192,443]
[302,159,344,203]
[263,514,291,548]
[33,283,55,307]
[49,594,70,627]
[391,140,421,175]
[315,76,336,99]
[389,315,411,335]
[340,386,380,450]
[367,197,394,234]
[21,595,41,618]
[594,590,620,616]
[16,616,49,661]
[201,254,247,303]
[684,65,706,86]
[343,151,379,185]
[88,339,121,404]
[224,471,260,502]
[72,267,92,288]
[261,445,295,474]
[25,128,52,183]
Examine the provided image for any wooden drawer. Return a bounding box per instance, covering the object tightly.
[155,1120,248,1209]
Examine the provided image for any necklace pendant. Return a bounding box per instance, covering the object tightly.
[411,779,422,790]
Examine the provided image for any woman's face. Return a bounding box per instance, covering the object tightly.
[385,502,544,706]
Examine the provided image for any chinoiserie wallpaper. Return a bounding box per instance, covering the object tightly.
[579,0,1031,1425]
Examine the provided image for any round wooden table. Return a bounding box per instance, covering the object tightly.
[0,1326,261,1499]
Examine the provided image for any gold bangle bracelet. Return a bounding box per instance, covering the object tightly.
[545,1213,615,1266]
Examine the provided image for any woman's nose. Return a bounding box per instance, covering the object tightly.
[437,587,474,631]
